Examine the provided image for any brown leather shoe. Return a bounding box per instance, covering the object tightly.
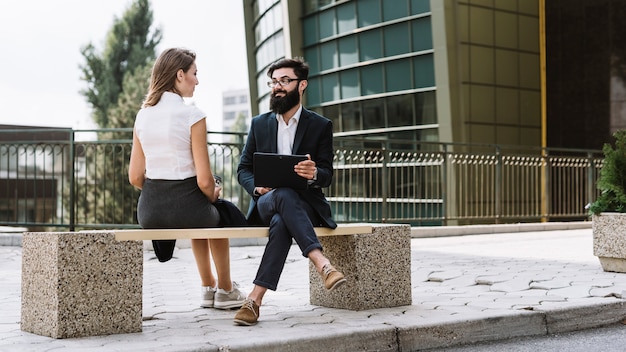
[321,264,346,290]
[234,298,259,326]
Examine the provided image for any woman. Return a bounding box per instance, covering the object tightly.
[128,47,245,309]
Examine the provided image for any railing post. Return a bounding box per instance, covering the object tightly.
[495,146,502,224]
[541,149,551,222]
[587,152,596,216]
[69,130,76,231]
[441,143,448,226]
[381,143,388,223]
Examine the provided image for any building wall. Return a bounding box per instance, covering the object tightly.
[434,0,541,146]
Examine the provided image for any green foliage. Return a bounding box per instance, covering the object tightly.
[589,130,626,214]
[79,0,161,128]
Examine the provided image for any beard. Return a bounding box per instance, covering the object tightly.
[270,87,300,114]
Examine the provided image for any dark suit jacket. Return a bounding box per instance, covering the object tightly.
[237,108,337,229]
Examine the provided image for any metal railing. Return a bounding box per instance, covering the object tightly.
[0,128,602,231]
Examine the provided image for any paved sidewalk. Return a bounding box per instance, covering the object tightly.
[1,226,626,351]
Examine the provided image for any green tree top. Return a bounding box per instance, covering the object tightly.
[79,0,161,128]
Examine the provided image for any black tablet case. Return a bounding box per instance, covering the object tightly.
[253,152,308,190]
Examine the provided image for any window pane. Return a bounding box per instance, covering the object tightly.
[413,54,435,88]
[322,73,340,102]
[305,47,320,75]
[337,2,357,33]
[361,64,384,95]
[339,36,358,66]
[341,101,361,131]
[319,9,336,39]
[362,98,385,129]
[357,0,380,27]
[359,29,382,61]
[384,23,410,56]
[305,77,321,107]
[383,0,408,21]
[387,94,414,127]
[416,91,437,124]
[412,17,433,52]
[320,41,338,71]
[303,16,318,46]
[411,0,430,14]
[386,59,412,92]
[322,104,340,132]
[340,69,360,99]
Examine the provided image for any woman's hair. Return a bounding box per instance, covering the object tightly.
[267,57,309,80]
[143,48,196,107]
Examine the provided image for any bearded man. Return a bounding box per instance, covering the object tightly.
[234,57,345,326]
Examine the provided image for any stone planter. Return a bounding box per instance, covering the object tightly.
[593,213,626,272]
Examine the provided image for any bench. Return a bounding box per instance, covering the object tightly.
[21,223,411,338]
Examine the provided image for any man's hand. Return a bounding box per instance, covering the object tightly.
[295,154,317,180]
[254,186,272,196]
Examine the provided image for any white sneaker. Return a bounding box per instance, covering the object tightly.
[200,285,217,308]
[214,281,247,310]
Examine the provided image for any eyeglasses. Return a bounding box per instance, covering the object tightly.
[267,77,300,88]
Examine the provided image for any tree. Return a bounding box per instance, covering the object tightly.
[71,0,160,227]
[79,0,161,128]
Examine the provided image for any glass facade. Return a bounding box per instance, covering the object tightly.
[245,0,436,145]
[302,0,436,143]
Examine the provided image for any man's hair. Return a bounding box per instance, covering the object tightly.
[267,57,309,80]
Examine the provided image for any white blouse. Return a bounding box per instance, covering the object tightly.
[134,92,206,180]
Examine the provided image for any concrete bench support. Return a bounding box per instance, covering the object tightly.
[309,223,412,310]
[21,232,143,338]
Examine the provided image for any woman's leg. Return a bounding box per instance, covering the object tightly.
[191,239,216,287]
[209,238,232,291]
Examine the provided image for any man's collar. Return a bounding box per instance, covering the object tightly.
[275,104,303,124]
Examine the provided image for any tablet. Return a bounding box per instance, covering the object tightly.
[253,152,308,190]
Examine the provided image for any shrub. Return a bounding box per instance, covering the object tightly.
[589,130,626,214]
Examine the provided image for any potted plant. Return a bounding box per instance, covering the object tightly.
[589,129,626,272]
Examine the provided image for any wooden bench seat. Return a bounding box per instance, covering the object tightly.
[113,223,374,241]
[20,223,411,338]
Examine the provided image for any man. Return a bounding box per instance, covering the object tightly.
[234,57,345,326]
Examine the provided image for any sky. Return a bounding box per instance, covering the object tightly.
[0,0,248,132]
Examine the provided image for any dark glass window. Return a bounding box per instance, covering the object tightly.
[386,59,412,92]
[415,91,437,124]
[387,94,414,127]
[338,36,358,66]
[337,2,357,33]
[322,104,341,131]
[411,0,430,14]
[322,73,340,102]
[413,54,435,88]
[320,41,338,71]
[359,29,383,61]
[384,23,410,56]
[383,0,409,21]
[362,98,385,129]
[304,47,320,74]
[303,16,318,46]
[412,17,433,51]
[319,9,337,39]
[361,64,384,95]
[305,77,321,107]
[340,69,360,99]
[357,0,381,27]
[341,101,361,131]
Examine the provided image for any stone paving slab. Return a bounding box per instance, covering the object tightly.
[1,227,626,351]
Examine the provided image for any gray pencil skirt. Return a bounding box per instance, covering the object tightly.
[137,177,220,261]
